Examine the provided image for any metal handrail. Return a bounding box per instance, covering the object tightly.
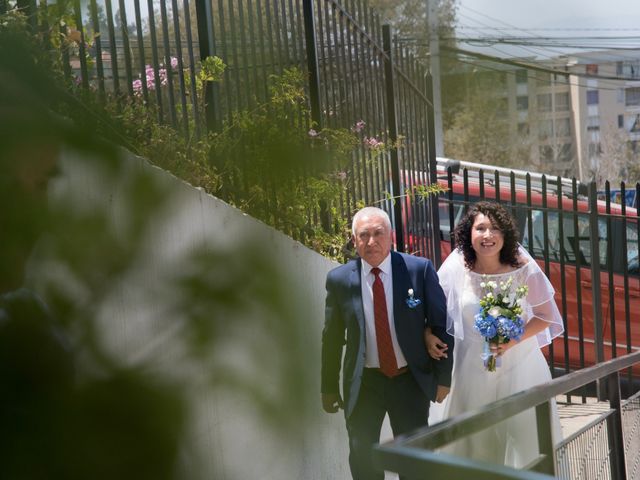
[374,350,640,479]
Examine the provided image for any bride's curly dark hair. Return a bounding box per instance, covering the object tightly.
[452,201,521,270]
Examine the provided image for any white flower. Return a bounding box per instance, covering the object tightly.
[408,288,414,297]
[489,307,501,317]
[480,282,486,288]
[487,281,497,289]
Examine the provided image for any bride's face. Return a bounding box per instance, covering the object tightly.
[471,213,504,260]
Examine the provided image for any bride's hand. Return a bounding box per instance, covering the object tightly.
[424,328,448,360]
[490,341,514,357]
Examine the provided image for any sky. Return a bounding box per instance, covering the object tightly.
[454,0,640,59]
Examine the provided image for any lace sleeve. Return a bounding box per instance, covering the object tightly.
[520,247,565,347]
[437,249,466,340]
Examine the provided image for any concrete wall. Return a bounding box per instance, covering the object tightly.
[29,148,362,479]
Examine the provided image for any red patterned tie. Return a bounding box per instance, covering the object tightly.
[371,267,398,377]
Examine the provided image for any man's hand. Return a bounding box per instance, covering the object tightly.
[322,393,343,413]
[435,385,450,403]
[424,329,448,360]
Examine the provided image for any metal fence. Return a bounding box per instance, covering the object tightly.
[374,352,640,479]
[21,0,437,256]
[555,389,640,480]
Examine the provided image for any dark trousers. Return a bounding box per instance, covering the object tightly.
[345,368,430,480]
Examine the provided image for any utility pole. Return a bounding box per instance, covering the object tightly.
[427,0,444,156]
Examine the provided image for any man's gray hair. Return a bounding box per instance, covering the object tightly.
[352,206,392,236]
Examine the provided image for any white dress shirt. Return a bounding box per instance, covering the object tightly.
[361,254,408,369]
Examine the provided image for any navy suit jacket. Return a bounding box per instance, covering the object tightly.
[321,251,454,418]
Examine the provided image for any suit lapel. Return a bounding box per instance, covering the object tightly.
[350,259,365,335]
[391,252,410,330]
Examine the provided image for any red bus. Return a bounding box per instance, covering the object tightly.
[404,158,640,380]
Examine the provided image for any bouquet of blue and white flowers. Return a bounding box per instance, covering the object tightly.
[474,276,528,372]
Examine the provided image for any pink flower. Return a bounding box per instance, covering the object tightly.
[363,136,384,149]
[170,57,178,69]
[308,129,319,138]
[336,171,347,181]
[132,79,143,96]
[351,120,366,133]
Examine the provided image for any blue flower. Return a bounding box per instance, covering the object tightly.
[406,288,422,308]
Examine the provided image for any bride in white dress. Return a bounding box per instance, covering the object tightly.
[431,201,564,468]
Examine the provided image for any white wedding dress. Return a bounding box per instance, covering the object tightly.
[432,248,564,468]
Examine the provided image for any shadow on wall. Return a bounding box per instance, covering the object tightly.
[1,18,317,480]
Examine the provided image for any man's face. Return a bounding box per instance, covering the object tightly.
[353,214,392,267]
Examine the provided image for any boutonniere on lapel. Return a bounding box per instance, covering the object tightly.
[405,288,422,308]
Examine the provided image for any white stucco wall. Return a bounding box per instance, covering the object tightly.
[30,148,368,479]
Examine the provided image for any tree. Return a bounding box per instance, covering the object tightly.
[442,73,525,168]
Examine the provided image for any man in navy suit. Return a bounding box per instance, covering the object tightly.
[321,206,454,479]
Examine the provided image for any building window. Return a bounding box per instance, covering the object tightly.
[587,116,600,131]
[626,87,640,107]
[537,93,552,112]
[559,143,572,162]
[557,118,571,137]
[515,69,528,84]
[617,61,623,75]
[618,88,625,103]
[516,95,529,110]
[539,145,554,162]
[586,90,599,105]
[588,142,601,158]
[586,64,598,75]
[619,114,624,128]
[555,92,570,111]
[517,122,529,135]
[538,119,553,140]
[631,114,640,133]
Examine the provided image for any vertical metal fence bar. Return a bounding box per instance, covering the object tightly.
[572,179,586,402]
[216,0,232,119]
[89,0,106,99]
[245,0,259,110]
[543,177,555,367]
[446,167,455,251]
[266,0,282,74]
[605,182,616,360]
[278,0,290,65]
[619,182,632,389]
[424,72,440,262]
[237,1,253,109]
[226,0,242,111]
[535,401,556,475]
[382,24,403,252]
[255,0,270,102]
[171,0,189,134]
[104,0,120,95]
[73,0,89,90]
[526,173,533,257]
[159,0,177,127]
[589,181,606,399]
[607,371,627,479]
[147,0,165,122]
[182,0,201,137]
[59,13,72,81]
[133,0,150,104]
[557,179,570,381]
[118,0,134,96]
[302,0,321,128]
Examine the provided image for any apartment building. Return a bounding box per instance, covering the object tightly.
[445,50,640,182]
